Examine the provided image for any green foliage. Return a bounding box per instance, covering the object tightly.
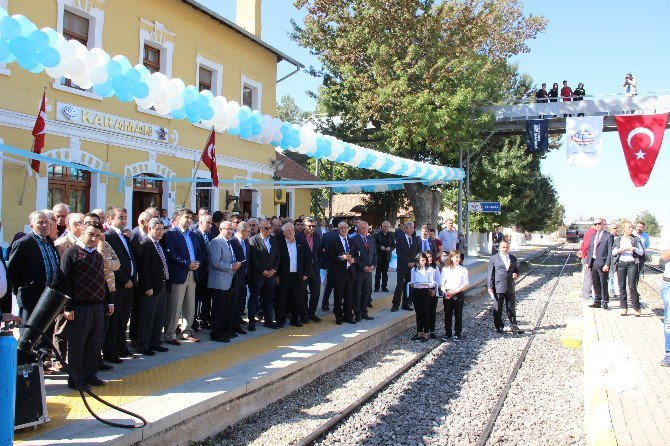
[635,210,662,237]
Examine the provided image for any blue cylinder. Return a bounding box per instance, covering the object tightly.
[0,331,17,445]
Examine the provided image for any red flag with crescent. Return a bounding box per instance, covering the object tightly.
[615,113,668,187]
[201,129,219,187]
[30,92,47,173]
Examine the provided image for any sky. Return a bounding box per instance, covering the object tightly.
[200,0,670,228]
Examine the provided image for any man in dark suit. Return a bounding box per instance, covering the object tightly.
[128,211,149,348]
[491,226,504,255]
[103,206,137,362]
[163,208,203,344]
[276,222,309,327]
[587,218,614,309]
[137,218,170,356]
[487,239,522,334]
[417,224,438,258]
[392,222,418,312]
[352,221,376,321]
[8,210,60,322]
[296,217,322,322]
[248,219,280,330]
[328,221,357,324]
[229,221,251,334]
[373,221,395,292]
[320,227,339,310]
[192,213,213,330]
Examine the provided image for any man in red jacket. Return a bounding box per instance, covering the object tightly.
[578,222,598,300]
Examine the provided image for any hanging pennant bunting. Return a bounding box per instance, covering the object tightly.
[525,119,549,153]
[565,116,603,167]
[615,113,668,187]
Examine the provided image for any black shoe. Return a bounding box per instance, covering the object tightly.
[247,322,256,332]
[411,334,422,341]
[373,288,380,292]
[361,315,374,320]
[322,306,330,311]
[390,307,399,312]
[104,355,123,364]
[346,318,357,324]
[367,303,373,308]
[496,328,504,334]
[130,340,140,349]
[402,306,414,311]
[264,322,279,329]
[118,349,133,358]
[336,318,343,325]
[86,376,105,387]
[420,337,428,342]
[223,331,238,339]
[301,318,310,325]
[602,302,609,310]
[381,288,390,292]
[511,326,525,335]
[137,347,155,356]
[233,326,248,335]
[310,315,322,322]
[68,380,91,392]
[290,321,303,327]
[589,302,601,308]
[210,335,230,343]
[150,345,169,352]
[355,315,361,322]
[201,322,212,330]
[430,333,437,339]
[98,363,114,371]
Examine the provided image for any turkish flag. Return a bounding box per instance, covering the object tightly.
[201,129,219,187]
[31,92,47,173]
[615,113,668,187]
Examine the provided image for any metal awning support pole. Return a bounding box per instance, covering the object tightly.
[465,149,471,253]
[328,161,334,222]
[457,146,463,233]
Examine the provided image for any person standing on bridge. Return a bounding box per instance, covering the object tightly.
[535,83,548,103]
[623,73,637,97]
[587,218,614,309]
[548,82,559,102]
[487,240,522,334]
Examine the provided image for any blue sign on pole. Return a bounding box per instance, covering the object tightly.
[481,202,501,213]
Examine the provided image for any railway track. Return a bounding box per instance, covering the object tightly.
[293,246,574,446]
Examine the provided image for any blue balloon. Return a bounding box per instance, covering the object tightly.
[200,106,214,121]
[38,46,60,67]
[126,68,141,86]
[186,110,201,124]
[239,127,252,139]
[132,82,150,99]
[117,89,135,102]
[379,157,393,173]
[112,74,130,92]
[106,60,122,79]
[270,139,280,147]
[9,36,33,59]
[94,80,114,97]
[171,107,186,120]
[251,122,262,135]
[228,126,240,136]
[17,52,39,70]
[112,55,132,73]
[13,15,35,37]
[0,16,21,41]
[185,101,200,116]
[42,27,59,47]
[28,30,49,51]
[0,40,10,62]
[134,64,151,82]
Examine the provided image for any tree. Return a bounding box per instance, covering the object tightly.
[635,210,662,237]
[292,0,547,227]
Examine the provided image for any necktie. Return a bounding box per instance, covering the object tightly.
[307,235,314,252]
[423,239,428,252]
[363,235,368,250]
[155,241,169,280]
[204,232,210,245]
[344,237,349,253]
[407,236,412,248]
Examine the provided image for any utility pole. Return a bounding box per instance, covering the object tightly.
[457,146,463,232]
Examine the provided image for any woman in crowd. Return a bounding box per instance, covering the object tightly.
[613,220,644,316]
[548,82,559,102]
[410,252,436,342]
[440,250,469,341]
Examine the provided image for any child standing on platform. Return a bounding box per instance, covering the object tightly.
[410,253,436,342]
[440,250,469,341]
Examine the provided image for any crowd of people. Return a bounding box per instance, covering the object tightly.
[534,73,638,103]
[576,218,669,367]
[0,204,526,390]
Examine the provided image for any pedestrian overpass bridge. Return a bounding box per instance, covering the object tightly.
[483,91,670,134]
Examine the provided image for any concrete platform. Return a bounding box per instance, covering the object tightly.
[582,292,670,445]
[14,242,555,445]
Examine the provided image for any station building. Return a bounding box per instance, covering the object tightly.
[0,0,306,246]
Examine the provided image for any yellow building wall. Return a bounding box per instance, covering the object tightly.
[0,0,310,243]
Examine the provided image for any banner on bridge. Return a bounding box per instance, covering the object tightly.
[565,116,604,167]
[525,119,549,153]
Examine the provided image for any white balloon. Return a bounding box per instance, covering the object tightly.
[89,47,110,66]
[72,73,91,88]
[214,123,228,132]
[214,110,229,126]
[200,118,215,128]
[152,88,168,106]
[57,40,77,62]
[66,58,86,78]
[45,62,68,79]
[71,40,87,59]
[135,96,154,109]
[168,95,184,110]
[90,66,108,84]
[82,50,98,71]
[228,115,240,129]
[154,103,171,115]
[167,78,185,99]
[146,75,161,93]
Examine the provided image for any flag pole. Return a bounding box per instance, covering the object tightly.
[181,127,213,208]
[19,87,47,205]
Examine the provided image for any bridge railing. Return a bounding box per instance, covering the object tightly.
[483,91,670,121]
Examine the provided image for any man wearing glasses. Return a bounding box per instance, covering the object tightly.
[248,219,280,330]
[587,219,613,309]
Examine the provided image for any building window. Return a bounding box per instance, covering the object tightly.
[195,181,212,211]
[279,192,292,218]
[241,75,262,112]
[198,67,212,92]
[61,10,89,90]
[48,165,90,213]
[143,44,161,74]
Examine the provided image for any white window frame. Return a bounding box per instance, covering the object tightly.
[137,24,174,119]
[0,0,9,76]
[53,0,104,100]
[192,55,223,130]
[241,74,262,113]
